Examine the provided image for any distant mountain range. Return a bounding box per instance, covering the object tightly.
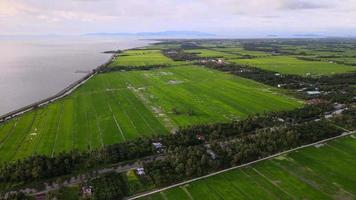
[266,33,324,38]
[85,31,216,37]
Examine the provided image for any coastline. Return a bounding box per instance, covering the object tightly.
[0,41,153,124]
[0,54,114,123]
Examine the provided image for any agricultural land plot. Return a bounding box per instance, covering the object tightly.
[184,49,240,59]
[212,47,272,57]
[108,65,302,127]
[138,134,356,200]
[141,44,181,50]
[0,65,301,163]
[0,73,169,163]
[108,49,184,68]
[326,57,356,65]
[228,56,356,76]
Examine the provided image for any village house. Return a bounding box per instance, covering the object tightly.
[306,91,321,96]
[196,134,205,141]
[136,168,145,176]
[207,149,217,160]
[82,186,93,198]
[152,142,165,153]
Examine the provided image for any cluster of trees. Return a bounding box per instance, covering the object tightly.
[0,192,33,200]
[145,120,343,186]
[161,49,199,61]
[0,133,201,183]
[100,64,170,73]
[144,146,218,186]
[86,172,128,200]
[177,103,332,141]
[0,138,155,182]
[332,106,356,130]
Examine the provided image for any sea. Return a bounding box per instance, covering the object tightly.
[0,36,151,116]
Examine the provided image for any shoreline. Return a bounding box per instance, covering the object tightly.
[0,54,114,123]
[0,41,153,124]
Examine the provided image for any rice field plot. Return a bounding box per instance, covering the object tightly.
[109,49,179,68]
[110,65,302,127]
[327,57,356,65]
[0,74,169,163]
[139,134,356,200]
[0,65,301,163]
[229,56,356,76]
[212,47,272,57]
[184,49,239,59]
[142,44,181,50]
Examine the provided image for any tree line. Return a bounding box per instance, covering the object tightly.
[144,120,343,187]
[0,103,333,185]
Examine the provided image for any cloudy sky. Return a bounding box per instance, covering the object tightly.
[0,0,355,37]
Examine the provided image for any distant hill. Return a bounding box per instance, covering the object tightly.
[85,31,216,37]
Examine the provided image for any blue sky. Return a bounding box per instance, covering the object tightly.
[1,0,355,37]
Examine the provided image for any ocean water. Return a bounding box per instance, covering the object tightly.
[0,36,150,116]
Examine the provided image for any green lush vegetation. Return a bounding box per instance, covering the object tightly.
[108,49,176,68]
[184,49,238,59]
[46,186,80,200]
[229,56,355,76]
[0,65,301,163]
[1,39,356,199]
[139,134,356,200]
[213,47,272,57]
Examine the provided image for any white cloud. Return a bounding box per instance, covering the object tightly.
[0,0,356,36]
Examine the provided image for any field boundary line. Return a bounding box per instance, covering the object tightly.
[129,85,175,132]
[269,160,332,197]
[221,173,252,200]
[0,121,17,150]
[108,103,126,141]
[103,79,127,141]
[252,168,295,199]
[128,131,355,200]
[181,186,194,200]
[91,98,104,148]
[12,110,44,159]
[32,108,51,156]
[239,169,281,199]
[116,92,139,132]
[51,102,64,157]
[10,110,39,161]
[121,90,156,135]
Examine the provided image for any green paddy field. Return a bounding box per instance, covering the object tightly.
[0,65,301,162]
[229,56,355,76]
[139,134,356,200]
[109,49,177,68]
